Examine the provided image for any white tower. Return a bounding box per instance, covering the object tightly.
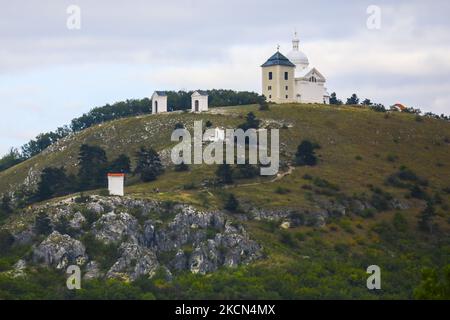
[286,32,309,77]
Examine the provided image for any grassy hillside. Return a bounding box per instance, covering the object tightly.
[1,103,449,299]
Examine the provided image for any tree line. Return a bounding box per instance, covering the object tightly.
[0,144,164,209]
[0,90,263,173]
[329,92,450,120]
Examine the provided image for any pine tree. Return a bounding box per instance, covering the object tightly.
[78,144,108,190]
[134,147,163,182]
[36,167,73,201]
[329,92,342,105]
[239,112,260,130]
[295,140,319,166]
[346,93,360,105]
[108,154,131,173]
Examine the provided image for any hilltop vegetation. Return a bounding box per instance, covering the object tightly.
[0,102,449,299]
[0,90,262,173]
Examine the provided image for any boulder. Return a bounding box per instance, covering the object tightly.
[107,242,159,281]
[33,231,87,269]
[93,212,141,244]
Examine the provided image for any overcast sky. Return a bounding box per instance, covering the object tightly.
[1,0,450,155]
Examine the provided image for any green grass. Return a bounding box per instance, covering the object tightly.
[1,103,449,299]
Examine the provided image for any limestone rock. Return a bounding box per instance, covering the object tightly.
[33,231,87,269]
[107,242,159,281]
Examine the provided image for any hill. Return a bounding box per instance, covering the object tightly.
[0,103,449,299]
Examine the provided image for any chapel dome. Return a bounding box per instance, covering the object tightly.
[286,32,309,71]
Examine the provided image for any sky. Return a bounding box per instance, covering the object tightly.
[1,0,450,155]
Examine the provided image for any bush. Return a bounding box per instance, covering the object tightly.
[279,231,297,248]
[0,230,14,253]
[295,140,319,166]
[313,177,340,191]
[216,164,233,184]
[392,212,408,232]
[359,208,376,218]
[236,164,259,179]
[182,182,196,190]
[275,186,291,194]
[34,212,52,236]
[174,162,189,172]
[81,233,120,271]
[224,194,239,212]
[174,122,184,129]
[410,185,428,200]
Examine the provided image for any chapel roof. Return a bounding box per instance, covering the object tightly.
[261,51,296,68]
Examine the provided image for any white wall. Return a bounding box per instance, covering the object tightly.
[294,80,328,104]
[151,94,167,114]
[191,94,208,112]
[108,176,124,196]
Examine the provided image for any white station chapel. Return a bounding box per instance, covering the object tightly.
[261,33,330,104]
[151,90,209,114]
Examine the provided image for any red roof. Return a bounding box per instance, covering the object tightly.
[107,173,125,177]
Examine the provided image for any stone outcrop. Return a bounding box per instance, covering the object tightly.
[33,231,87,269]
[24,196,262,280]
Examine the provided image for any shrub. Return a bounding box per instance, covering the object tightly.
[295,140,319,166]
[216,164,233,184]
[279,231,297,248]
[295,232,306,242]
[81,233,120,271]
[75,193,92,204]
[174,122,184,129]
[175,162,189,172]
[410,185,428,200]
[224,194,239,212]
[275,186,291,195]
[386,154,398,162]
[182,182,196,190]
[0,230,14,253]
[34,212,52,236]
[359,208,376,218]
[236,164,259,179]
[313,177,340,191]
[392,212,408,232]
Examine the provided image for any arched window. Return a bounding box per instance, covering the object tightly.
[309,76,317,83]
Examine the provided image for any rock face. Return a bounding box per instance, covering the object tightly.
[25,196,262,280]
[84,261,102,280]
[33,231,87,269]
[93,211,141,244]
[251,194,410,228]
[107,242,159,281]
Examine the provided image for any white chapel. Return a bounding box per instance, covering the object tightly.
[261,32,330,104]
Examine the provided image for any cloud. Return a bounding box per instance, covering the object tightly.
[0,0,450,155]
